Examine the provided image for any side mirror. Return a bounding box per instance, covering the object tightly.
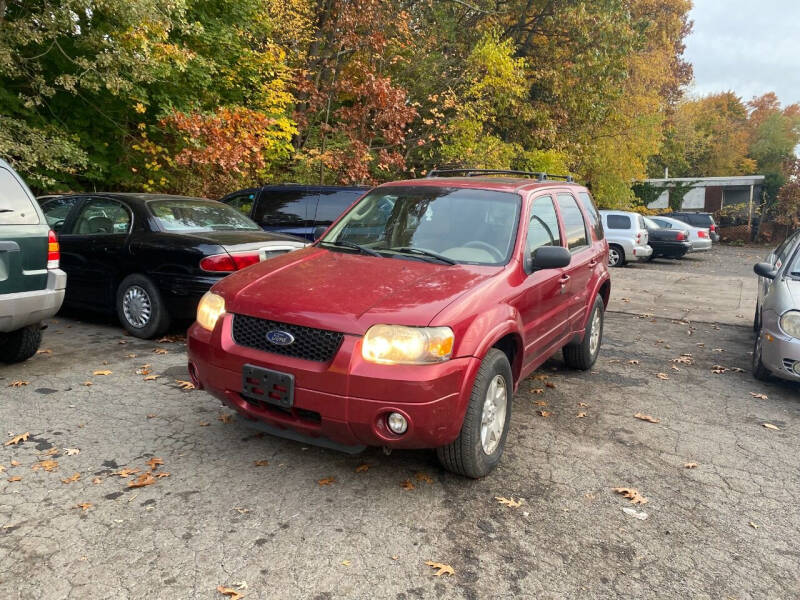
[754,262,777,279]
[313,225,327,241]
[529,246,571,271]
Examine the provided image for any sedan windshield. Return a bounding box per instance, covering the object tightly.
[320,186,521,266]
[148,199,260,232]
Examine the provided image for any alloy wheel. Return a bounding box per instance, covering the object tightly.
[589,306,602,357]
[480,374,508,455]
[608,248,620,267]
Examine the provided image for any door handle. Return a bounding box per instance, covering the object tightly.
[588,259,598,267]
[559,275,570,284]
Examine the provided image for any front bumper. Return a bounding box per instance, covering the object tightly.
[187,316,481,450]
[0,269,66,332]
[759,328,800,382]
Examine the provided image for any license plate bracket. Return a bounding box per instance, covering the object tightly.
[242,364,294,409]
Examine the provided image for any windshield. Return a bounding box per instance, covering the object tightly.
[148,199,260,232]
[787,240,800,276]
[320,186,521,266]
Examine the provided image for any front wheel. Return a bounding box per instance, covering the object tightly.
[437,348,513,478]
[116,274,171,339]
[563,294,604,370]
[0,323,42,363]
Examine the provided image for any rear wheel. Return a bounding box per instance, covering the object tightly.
[752,334,771,381]
[116,274,170,339]
[0,324,42,363]
[563,294,604,370]
[437,349,512,478]
[608,245,624,267]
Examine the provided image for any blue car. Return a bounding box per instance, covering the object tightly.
[220,184,369,241]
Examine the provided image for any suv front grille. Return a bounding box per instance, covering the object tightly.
[231,314,344,362]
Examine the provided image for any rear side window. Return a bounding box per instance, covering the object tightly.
[41,196,81,232]
[315,190,362,227]
[73,198,131,235]
[224,192,257,217]
[605,214,631,229]
[577,192,603,240]
[526,195,561,254]
[0,168,39,225]
[557,194,589,251]
[254,190,316,227]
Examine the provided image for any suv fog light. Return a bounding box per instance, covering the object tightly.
[387,412,408,434]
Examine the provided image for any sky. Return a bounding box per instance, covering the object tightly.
[683,0,800,106]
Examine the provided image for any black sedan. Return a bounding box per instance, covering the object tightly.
[643,216,693,259]
[37,193,306,338]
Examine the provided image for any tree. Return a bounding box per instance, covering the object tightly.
[775,159,800,228]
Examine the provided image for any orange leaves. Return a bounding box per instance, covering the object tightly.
[354,464,369,473]
[218,414,233,424]
[415,472,433,484]
[5,432,30,446]
[763,423,780,431]
[537,410,552,418]
[32,459,59,472]
[62,473,81,484]
[93,370,112,376]
[113,468,140,478]
[7,476,22,482]
[146,457,164,471]
[495,496,523,508]
[75,502,93,511]
[613,487,648,505]
[8,380,28,387]
[217,586,244,600]
[655,373,669,380]
[128,473,157,488]
[317,477,335,486]
[253,460,269,467]
[400,479,415,490]
[684,462,698,469]
[634,413,660,424]
[176,380,195,390]
[750,392,768,400]
[425,561,455,577]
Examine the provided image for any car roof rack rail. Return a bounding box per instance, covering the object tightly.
[426,168,574,183]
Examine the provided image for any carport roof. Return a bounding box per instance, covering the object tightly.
[643,175,765,187]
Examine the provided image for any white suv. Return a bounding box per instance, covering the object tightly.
[599,210,652,267]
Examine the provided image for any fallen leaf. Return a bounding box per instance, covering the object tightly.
[118,340,128,345]
[218,414,233,424]
[8,380,28,387]
[341,560,351,567]
[749,521,759,529]
[37,349,52,355]
[10,460,20,466]
[531,388,544,395]
[400,479,415,490]
[655,373,669,380]
[627,360,640,365]
[7,476,21,482]
[254,460,269,467]
[156,335,184,343]
[144,375,159,381]
[0,465,4,473]
[750,392,768,400]
[136,367,152,376]
[146,414,157,419]
[128,473,157,488]
[216,586,243,600]
[537,410,552,418]
[533,400,548,407]
[32,459,59,472]
[578,402,589,408]
[126,353,137,358]
[415,472,433,484]
[671,365,680,371]
[64,448,80,456]
[355,464,369,473]
[613,487,648,505]
[634,413,660,424]
[577,412,587,418]
[5,432,30,446]
[153,347,168,355]
[391,556,399,560]
[545,382,556,389]
[82,381,93,386]
[199,422,210,427]
[113,468,140,478]
[75,502,92,511]
[532,374,549,380]
[176,380,195,390]
[495,496,523,508]
[711,365,727,374]
[684,462,698,469]
[93,370,112,376]
[763,423,780,430]
[318,477,335,486]
[425,561,455,577]
[62,473,81,484]
[155,472,170,478]
[146,457,164,471]
[712,348,724,352]
[92,477,102,484]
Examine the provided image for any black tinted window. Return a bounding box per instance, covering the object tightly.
[527,195,561,254]
[577,192,603,240]
[557,194,589,251]
[606,215,631,229]
[315,190,362,226]
[41,196,81,232]
[254,190,316,227]
[224,192,257,217]
[0,168,39,225]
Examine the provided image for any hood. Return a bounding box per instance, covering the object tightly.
[213,246,499,334]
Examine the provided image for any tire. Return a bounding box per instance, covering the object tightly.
[608,245,625,267]
[0,324,42,363]
[563,294,604,370]
[753,303,761,333]
[437,348,513,478]
[752,333,771,381]
[116,274,171,339]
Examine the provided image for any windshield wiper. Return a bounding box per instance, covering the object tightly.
[324,240,383,257]
[387,246,456,265]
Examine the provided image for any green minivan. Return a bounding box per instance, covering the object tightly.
[0,159,66,362]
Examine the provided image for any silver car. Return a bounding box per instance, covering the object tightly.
[753,230,800,382]
[649,215,712,252]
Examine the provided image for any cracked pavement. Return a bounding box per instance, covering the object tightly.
[1,245,798,599]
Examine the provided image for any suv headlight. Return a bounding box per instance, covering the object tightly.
[197,292,226,331]
[362,325,454,364]
[780,310,800,339]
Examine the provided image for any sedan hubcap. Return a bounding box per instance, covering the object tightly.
[589,307,602,356]
[122,285,152,328]
[480,374,508,455]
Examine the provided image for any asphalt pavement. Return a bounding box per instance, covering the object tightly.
[1,244,798,599]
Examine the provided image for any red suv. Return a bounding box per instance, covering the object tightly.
[187,170,610,477]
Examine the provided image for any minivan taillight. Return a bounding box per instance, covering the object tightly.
[200,252,261,272]
[47,230,60,269]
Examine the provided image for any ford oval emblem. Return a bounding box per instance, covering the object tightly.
[266,330,295,346]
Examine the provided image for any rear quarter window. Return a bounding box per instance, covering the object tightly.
[0,168,40,225]
[605,214,631,229]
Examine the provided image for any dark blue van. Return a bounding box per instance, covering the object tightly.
[221,185,369,241]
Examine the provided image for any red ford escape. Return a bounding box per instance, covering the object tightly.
[187,169,610,477]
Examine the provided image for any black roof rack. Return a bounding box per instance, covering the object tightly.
[426,168,574,183]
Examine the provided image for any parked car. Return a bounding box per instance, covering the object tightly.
[599,210,652,267]
[649,215,712,252]
[666,211,719,242]
[188,169,611,478]
[642,216,693,259]
[752,230,800,382]
[0,159,66,362]
[221,184,369,241]
[37,193,306,339]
